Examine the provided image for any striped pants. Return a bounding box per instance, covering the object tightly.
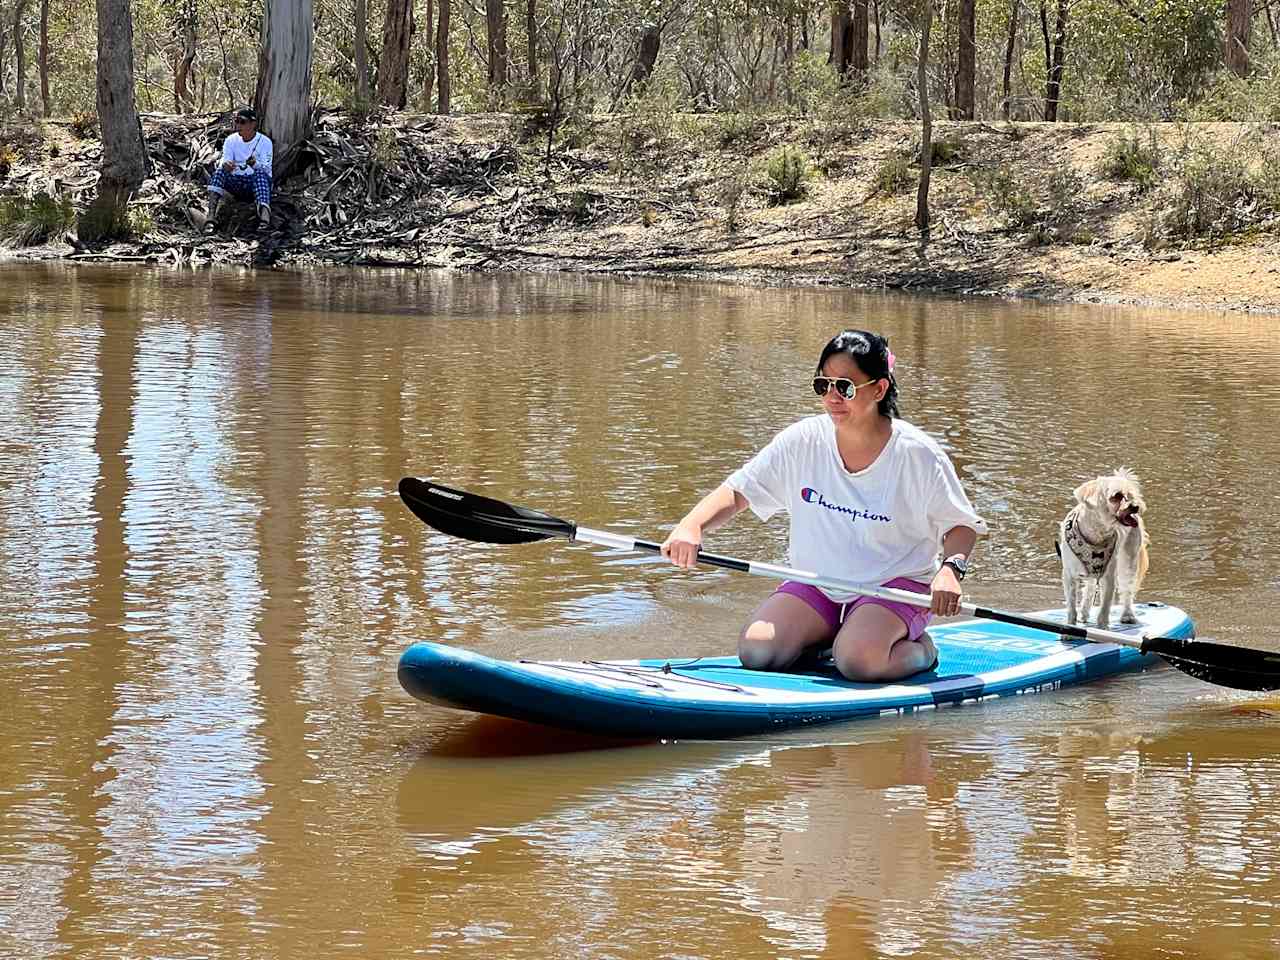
[209,168,272,207]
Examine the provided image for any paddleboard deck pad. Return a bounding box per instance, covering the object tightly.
[398,603,1193,739]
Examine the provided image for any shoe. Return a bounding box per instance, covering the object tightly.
[256,204,271,229]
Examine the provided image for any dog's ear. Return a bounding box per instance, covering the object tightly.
[1073,478,1101,507]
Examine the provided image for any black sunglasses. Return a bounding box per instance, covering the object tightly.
[812,376,877,399]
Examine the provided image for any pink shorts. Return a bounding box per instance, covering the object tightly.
[776,578,932,641]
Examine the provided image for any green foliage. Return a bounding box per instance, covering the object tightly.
[1067,0,1226,119]
[77,196,135,244]
[873,153,914,195]
[712,112,767,149]
[0,191,76,245]
[975,167,1037,228]
[926,135,965,166]
[759,145,811,204]
[612,75,684,180]
[1098,127,1162,191]
[715,165,752,231]
[1159,130,1280,243]
[1183,55,1280,122]
[975,163,1090,243]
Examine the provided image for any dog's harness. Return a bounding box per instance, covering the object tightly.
[1057,505,1117,577]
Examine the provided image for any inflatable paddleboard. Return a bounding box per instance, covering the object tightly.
[398,603,1194,739]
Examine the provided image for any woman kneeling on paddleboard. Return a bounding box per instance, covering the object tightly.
[661,329,987,683]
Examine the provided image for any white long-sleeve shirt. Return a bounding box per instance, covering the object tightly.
[220,132,273,178]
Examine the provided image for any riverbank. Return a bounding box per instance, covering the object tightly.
[3,110,1278,315]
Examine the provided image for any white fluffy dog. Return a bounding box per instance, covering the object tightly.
[1058,467,1150,628]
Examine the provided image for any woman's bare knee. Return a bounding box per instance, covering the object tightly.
[739,621,786,670]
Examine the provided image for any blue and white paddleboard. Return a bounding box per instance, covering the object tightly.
[398,603,1194,739]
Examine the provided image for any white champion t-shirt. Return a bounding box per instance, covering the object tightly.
[725,415,988,601]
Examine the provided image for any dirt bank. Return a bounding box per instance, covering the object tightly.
[2,111,1278,316]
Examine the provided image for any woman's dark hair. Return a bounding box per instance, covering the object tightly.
[815,329,900,418]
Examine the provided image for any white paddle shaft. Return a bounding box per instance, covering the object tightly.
[573,525,1148,652]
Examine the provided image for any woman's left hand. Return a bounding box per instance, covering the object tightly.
[929,566,963,617]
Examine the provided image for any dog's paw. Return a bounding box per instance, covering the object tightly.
[1120,610,1138,625]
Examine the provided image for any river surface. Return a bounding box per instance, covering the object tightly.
[3,263,1280,959]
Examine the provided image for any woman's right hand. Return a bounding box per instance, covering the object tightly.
[660,522,703,569]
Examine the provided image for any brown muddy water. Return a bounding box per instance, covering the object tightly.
[2,263,1280,960]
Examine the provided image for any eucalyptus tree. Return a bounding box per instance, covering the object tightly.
[377,0,413,106]
[1225,0,1251,76]
[255,0,313,175]
[954,0,974,117]
[82,0,145,242]
[916,0,933,236]
[487,0,508,92]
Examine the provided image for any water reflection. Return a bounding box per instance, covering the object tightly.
[3,263,1280,958]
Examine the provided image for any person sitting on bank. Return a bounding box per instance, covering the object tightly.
[206,108,273,231]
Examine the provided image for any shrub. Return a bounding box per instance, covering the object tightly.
[1044,167,1087,236]
[1181,54,1280,122]
[1098,127,1161,191]
[1159,131,1278,243]
[77,196,134,244]
[612,76,683,180]
[928,135,965,166]
[872,153,913,195]
[0,144,15,179]
[0,191,76,245]
[716,166,752,231]
[69,111,99,139]
[975,167,1037,228]
[713,112,766,149]
[760,145,810,204]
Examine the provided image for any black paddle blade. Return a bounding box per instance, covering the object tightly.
[1145,635,1280,692]
[398,477,577,545]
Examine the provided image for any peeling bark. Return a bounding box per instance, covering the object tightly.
[254,0,314,177]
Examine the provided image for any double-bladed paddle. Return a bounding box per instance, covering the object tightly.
[398,476,1280,692]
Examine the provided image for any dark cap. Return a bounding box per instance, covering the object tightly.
[235,108,257,123]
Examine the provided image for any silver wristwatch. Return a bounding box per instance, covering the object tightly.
[942,554,969,580]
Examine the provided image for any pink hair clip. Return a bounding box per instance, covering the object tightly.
[886,350,896,372]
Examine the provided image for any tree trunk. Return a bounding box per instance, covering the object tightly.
[254,0,313,178]
[1042,0,1067,122]
[436,0,451,113]
[526,0,537,99]
[486,0,508,93]
[1002,0,1019,119]
[354,0,370,104]
[0,24,8,97]
[14,0,26,111]
[873,0,881,61]
[84,0,146,243]
[830,3,851,77]
[915,0,933,238]
[173,0,198,112]
[1225,0,1252,77]
[851,0,869,79]
[376,0,413,107]
[38,0,49,115]
[628,24,660,91]
[954,0,974,119]
[421,0,435,106]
